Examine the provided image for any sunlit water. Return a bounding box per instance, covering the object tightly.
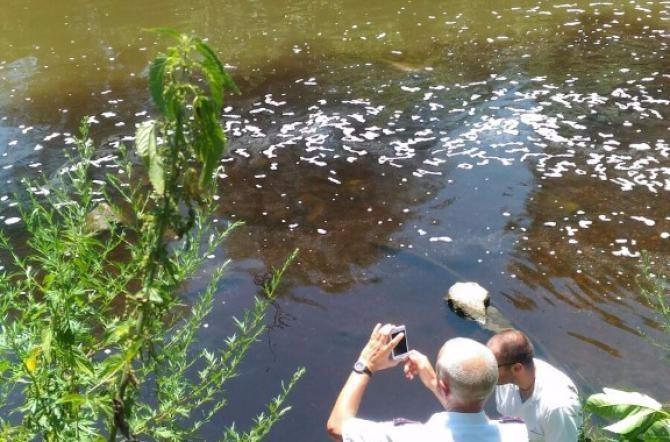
[1,0,669,439]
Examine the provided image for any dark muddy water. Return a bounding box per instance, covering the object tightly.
[1,0,669,439]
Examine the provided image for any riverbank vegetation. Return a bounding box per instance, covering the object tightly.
[583,258,670,440]
[0,31,302,441]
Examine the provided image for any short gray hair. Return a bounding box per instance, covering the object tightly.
[435,338,498,404]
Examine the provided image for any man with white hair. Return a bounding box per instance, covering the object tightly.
[326,323,528,441]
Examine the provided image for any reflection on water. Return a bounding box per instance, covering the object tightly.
[1,0,670,439]
[217,151,441,293]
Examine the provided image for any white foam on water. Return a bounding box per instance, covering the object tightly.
[630,216,655,226]
[612,246,640,258]
[429,236,452,242]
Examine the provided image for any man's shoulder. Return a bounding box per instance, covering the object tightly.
[535,360,579,393]
[431,412,529,441]
[534,359,581,412]
[492,418,529,441]
[342,417,425,442]
[535,359,576,384]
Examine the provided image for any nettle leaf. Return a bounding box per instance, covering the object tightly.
[135,120,156,158]
[135,121,165,195]
[194,98,226,187]
[195,40,239,100]
[149,56,168,115]
[196,43,224,109]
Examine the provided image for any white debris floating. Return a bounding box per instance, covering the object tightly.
[429,236,453,243]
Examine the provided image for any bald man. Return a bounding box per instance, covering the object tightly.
[327,324,527,441]
[487,330,581,442]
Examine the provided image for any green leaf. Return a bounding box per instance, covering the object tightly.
[586,388,668,437]
[149,56,168,115]
[196,44,224,109]
[57,393,85,406]
[136,120,157,158]
[153,427,176,438]
[586,388,663,419]
[147,287,163,304]
[42,273,55,288]
[74,353,95,378]
[107,320,132,344]
[195,40,240,99]
[194,98,226,187]
[41,328,52,363]
[646,418,670,438]
[135,121,165,195]
[603,408,656,434]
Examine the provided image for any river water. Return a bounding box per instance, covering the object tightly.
[1,0,669,439]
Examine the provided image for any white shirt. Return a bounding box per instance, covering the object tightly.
[496,359,582,442]
[342,411,528,442]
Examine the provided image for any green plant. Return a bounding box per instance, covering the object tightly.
[638,254,670,346]
[0,31,303,441]
[585,389,670,440]
[584,256,669,441]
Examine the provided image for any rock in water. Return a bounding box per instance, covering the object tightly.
[445,282,489,324]
[85,203,122,233]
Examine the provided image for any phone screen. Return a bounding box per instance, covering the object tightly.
[391,328,408,358]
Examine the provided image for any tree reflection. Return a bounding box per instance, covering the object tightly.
[215,149,440,294]
[506,172,669,336]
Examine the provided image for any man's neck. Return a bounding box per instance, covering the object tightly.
[516,365,536,401]
[444,401,484,414]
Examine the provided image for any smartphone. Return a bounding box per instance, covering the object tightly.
[391,325,409,360]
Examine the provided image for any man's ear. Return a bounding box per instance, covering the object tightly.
[438,379,449,396]
[511,363,524,375]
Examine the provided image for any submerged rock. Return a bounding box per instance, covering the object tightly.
[445,282,490,324]
[444,281,515,333]
[85,203,123,233]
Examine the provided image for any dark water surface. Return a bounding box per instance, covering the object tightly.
[1,0,669,439]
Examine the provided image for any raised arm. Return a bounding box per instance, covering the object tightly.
[403,350,446,408]
[326,323,404,440]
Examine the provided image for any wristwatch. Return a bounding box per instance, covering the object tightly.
[353,360,373,376]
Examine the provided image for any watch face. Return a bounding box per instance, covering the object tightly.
[354,361,365,371]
